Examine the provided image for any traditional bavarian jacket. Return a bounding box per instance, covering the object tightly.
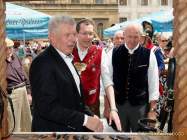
[112,45,150,106]
[73,45,102,105]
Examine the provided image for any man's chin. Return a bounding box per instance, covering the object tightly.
[83,42,92,47]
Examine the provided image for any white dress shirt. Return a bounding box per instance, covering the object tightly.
[101,48,114,89]
[55,48,81,95]
[77,42,92,61]
[77,45,89,61]
[101,44,159,102]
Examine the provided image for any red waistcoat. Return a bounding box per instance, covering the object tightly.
[73,45,102,105]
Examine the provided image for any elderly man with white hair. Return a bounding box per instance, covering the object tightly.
[158,33,170,57]
[102,23,159,132]
[113,30,124,47]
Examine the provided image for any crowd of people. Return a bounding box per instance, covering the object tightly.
[5,15,174,133]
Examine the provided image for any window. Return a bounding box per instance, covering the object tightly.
[95,0,103,4]
[97,23,103,39]
[46,1,55,4]
[141,0,148,6]
[119,0,127,5]
[71,0,80,4]
[161,0,168,5]
[119,17,127,23]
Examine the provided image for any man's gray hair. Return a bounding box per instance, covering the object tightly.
[123,23,143,35]
[48,15,76,35]
[114,30,124,38]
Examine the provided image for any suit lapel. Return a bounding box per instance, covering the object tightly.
[71,62,85,97]
[49,45,81,97]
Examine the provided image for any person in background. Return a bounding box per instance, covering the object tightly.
[103,30,124,122]
[30,15,103,132]
[6,38,32,132]
[73,18,121,131]
[167,41,174,58]
[104,38,114,53]
[22,54,33,77]
[113,30,124,48]
[158,33,170,59]
[140,29,165,74]
[105,23,159,132]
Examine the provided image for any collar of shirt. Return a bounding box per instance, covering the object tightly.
[159,47,165,55]
[55,48,81,96]
[55,48,74,62]
[125,43,140,54]
[77,42,89,61]
[6,54,15,62]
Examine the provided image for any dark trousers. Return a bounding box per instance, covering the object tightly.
[117,101,148,132]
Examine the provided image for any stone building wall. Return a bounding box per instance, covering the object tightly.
[10,0,118,40]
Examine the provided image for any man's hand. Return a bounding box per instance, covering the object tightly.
[93,115,99,119]
[147,111,157,120]
[85,116,103,132]
[27,94,32,105]
[109,110,122,131]
[147,111,157,128]
[148,100,157,120]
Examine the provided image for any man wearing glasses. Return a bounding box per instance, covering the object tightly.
[6,38,32,132]
[73,18,121,131]
[158,33,170,59]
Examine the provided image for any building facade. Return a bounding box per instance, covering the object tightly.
[12,0,119,40]
[118,0,173,22]
[12,0,173,39]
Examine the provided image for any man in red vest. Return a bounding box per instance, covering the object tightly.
[73,19,121,131]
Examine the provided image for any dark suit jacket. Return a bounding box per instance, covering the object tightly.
[30,45,93,132]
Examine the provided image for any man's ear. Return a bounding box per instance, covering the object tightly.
[48,33,55,45]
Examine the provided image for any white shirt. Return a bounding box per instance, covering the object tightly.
[55,48,81,95]
[101,44,159,102]
[101,48,114,89]
[77,43,89,61]
[55,48,88,126]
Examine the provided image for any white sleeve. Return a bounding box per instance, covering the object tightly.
[83,115,88,126]
[101,48,113,89]
[148,50,160,102]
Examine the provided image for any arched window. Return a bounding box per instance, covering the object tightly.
[71,0,80,4]
[97,23,103,40]
[46,1,55,4]
[119,17,127,23]
[95,0,103,4]
[161,0,168,5]
[119,0,127,5]
[141,0,148,6]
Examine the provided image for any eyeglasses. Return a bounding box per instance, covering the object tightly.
[79,32,94,36]
[161,40,168,42]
